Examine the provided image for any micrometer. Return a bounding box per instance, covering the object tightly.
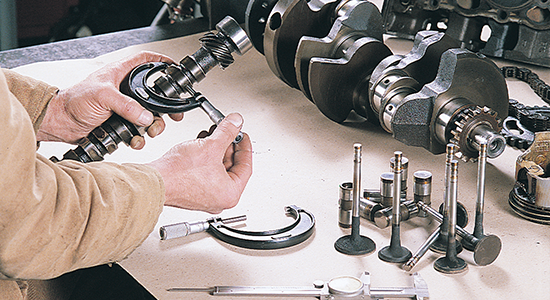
[52,16,251,163]
[160,205,316,250]
[168,271,429,300]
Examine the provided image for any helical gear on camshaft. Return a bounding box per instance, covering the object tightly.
[449,106,502,161]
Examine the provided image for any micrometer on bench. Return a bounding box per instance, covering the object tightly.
[159,205,316,250]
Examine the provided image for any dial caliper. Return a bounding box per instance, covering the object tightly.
[167,272,429,300]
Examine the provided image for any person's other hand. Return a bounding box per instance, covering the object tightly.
[148,113,253,214]
[36,51,184,149]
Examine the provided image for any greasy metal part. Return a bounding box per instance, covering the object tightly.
[378,151,412,263]
[414,171,432,217]
[159,215,247,240]
[58,115,143,163]
[263,0,339,88]
[418,201,502,266]
[208,205,315,250]
[509,132,550,224]
[390,156,409,193]
[307,37,392,123]
[502,68,550,149]
[373,200,419,229]
[503,67,550,107]
[447,106,506,161]
[55,16,251,163]
[439,202,470,232]
[168,272,429,300]
[185,86,244,143]
[363,188,407,203]
[463,140,488,250]
[369,31,453,133]
[295,0,384,100]
[335,144,377,255]
[402,227,440,272]
[380,172,395,207]
[424,49,507,160]
[431,144,460,254]
[381,0,550,67]
[368,31,508,160]
[245,0,279,54]
[359,188,406,222]
[359,198,385,222]
[373,200,469,230]
[153,16,251,98]
[502,116,535,151]
[352,145,362,217]
[373,199,470,229]
[339,182,353,228]
[402,201,469,271]
[433,160,468,274]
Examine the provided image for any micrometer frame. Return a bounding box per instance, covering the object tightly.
[207,205,316,250]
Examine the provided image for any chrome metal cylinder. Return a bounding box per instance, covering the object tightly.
[473,139,487,237]
[402,227,440,271]
[352,144,362,218]
[441,144,455,237]
[390,156,408,193]
[359,198,384,222]
[160,220,210,240]
[470,124,506,159]
[434,98,472,145]
[414,170,432,217]
[373,200,419,229]
[380,172,394,207]
[339,182,353,228]
[392,152,403,226]
[448,160,459,248]
[372,74,419,133]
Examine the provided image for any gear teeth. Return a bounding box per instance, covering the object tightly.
[449,105,501,162]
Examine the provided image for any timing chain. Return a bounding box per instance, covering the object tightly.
[500,66,550,151]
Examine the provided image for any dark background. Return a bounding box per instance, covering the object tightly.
[16,0,164,47]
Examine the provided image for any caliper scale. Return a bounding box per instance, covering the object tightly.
[169,272,429,299]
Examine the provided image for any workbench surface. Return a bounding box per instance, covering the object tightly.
[12,21,550,300]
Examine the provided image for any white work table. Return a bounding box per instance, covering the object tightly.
[17,25,550,300]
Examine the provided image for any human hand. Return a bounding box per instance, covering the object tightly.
[36,51,184,149]
[147,113,253,214]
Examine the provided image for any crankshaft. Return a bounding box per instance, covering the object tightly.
[245,0,509,160]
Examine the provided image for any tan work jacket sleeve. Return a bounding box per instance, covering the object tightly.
[0,69,165,280]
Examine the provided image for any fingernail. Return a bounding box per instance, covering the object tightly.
[133,138,143,149]
[137,110,154,126]
[149,122,162,137]
[226,113,243,128]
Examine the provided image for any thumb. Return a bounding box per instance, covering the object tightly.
[208,113,244,150]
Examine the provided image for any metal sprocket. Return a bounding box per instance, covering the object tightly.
[450,106,502,161]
